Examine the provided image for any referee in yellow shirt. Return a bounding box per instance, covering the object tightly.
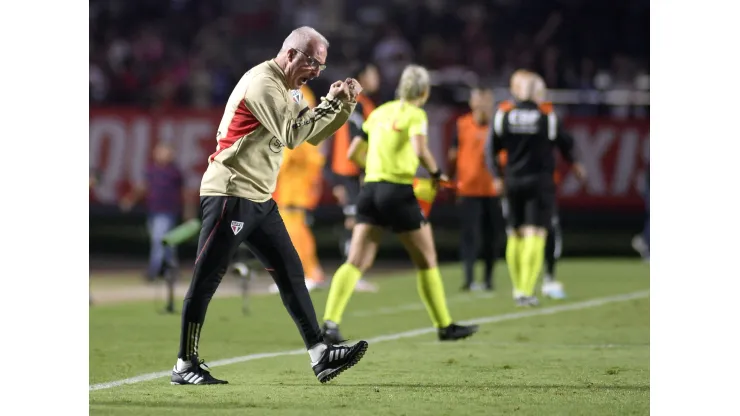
[321,64,479,344]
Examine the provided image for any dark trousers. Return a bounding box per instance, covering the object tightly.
[146,212,178,279]
[458,196,504,288]
[544,207,563,279]
[178,196,322,361]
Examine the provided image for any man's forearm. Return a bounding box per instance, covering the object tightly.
[246,80,356,149]
[305,100,355,146]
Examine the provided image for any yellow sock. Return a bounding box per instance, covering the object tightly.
[527,235,547,295]
[520,235,546,296]
[323,263,362,324]
[518,236,536,296]
[417,267,453,328]
[506,235,522,293]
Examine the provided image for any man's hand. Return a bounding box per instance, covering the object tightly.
[572,162,587,183]
[328,80,351,102]
[345,78,363,101]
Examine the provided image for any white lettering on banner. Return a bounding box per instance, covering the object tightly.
[89,109,649,208]
[89,114,218,204]
[158,119,177,146]
[561,126,614,196]
[427,111,650,206]
[635,132,650,195]
[558,123,649,201]
[613,128,639,195]
[129,118,150,187]
[89,118,127,203]
[178,120,212,190]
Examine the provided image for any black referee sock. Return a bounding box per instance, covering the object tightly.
[544,228,556,280]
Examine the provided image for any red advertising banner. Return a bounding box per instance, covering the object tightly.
[89,108,648,211]
[557,117,649,210]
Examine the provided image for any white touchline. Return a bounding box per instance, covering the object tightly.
[89,290,649,391]
[348,292,494,318]
[416,341,649,348]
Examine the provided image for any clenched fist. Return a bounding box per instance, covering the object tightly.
[344,78,363,101]
[328,80,351,102]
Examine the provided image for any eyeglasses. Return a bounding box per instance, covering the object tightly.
[294,48,327,71]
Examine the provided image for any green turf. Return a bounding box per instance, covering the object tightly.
[90,259,649,415]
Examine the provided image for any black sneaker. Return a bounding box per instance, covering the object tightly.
[312,341,369,383]
[171,357,228,385]
[438,323,479,341]
[321,322,347,344]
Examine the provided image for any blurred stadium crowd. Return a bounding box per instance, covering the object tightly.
[89,0,649,267]
[89,0,649,111]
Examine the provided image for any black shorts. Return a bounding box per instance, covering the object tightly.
[501,178,555,229]
[356,181,426,233]
[335,174,361,216]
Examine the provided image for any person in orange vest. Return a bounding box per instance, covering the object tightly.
[326,62,381,293]
[268,84,328,293]
[447,85,504,292]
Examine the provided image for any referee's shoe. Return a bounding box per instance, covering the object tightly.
[312,340,369,383]
[438,323,479,341]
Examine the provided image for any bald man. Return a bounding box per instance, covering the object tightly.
[486,70,584,307]
[171,26,368,386]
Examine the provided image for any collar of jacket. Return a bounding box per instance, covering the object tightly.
[268,59,290,90]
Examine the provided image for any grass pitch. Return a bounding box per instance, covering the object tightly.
[90,258,649,415]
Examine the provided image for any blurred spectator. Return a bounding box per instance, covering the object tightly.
[89,0,649,112]
[120,143,191,280]
[373,24,415,101]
